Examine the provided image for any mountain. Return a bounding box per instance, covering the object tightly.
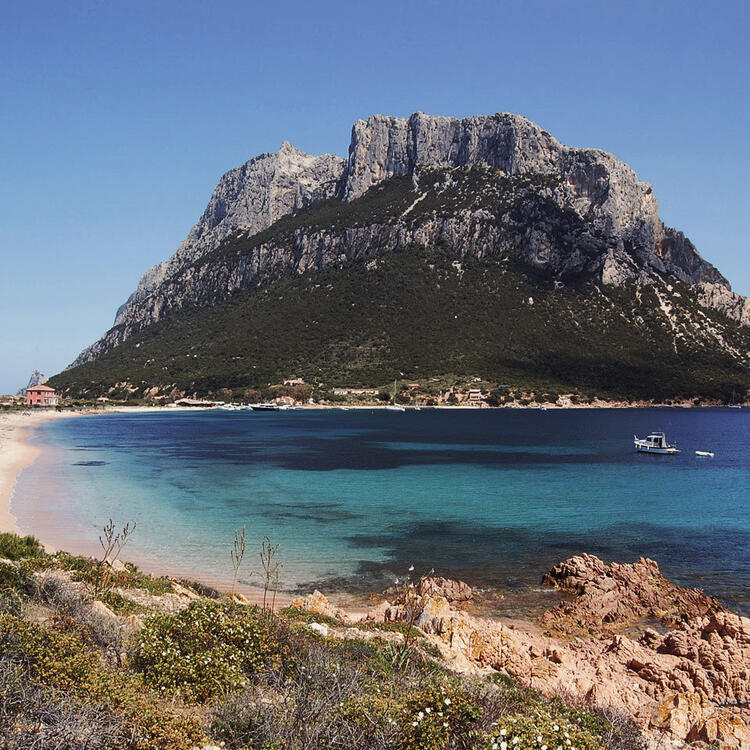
[53,112,750,402]
[17,370,48,395]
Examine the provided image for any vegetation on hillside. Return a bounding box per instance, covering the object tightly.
[51,243,749,403]
[0,531,645,749]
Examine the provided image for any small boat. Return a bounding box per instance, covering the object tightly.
[728,388,742,409]
[634,432,680,454]
[695,450,714,457]
[250,403,280,412]
[386,379,405,412]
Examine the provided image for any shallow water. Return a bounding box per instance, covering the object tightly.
[13,408,750,613]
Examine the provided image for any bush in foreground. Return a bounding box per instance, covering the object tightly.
[133,599,283,702]
[0,614,204,749]
[0,532,45,561]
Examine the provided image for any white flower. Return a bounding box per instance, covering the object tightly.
[500,743,507,750]
[443,722,449,728]
[500,728,507,736]
[408,565,414,571]
[444,697,451,705]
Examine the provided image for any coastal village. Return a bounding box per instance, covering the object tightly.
[5,373,741,411]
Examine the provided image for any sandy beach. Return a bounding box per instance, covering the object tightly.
[0,410,73,535]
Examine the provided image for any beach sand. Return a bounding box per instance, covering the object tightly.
[0,410,71,535]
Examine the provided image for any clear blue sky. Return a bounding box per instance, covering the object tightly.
[1,0,748,394]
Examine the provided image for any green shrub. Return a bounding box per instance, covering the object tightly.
[483,710,605,749]
[133,599,283,701]
[0,589,25,615]
[53,551,174,595]
[397,682,481,749]
[0,614,204,749]
[280,605,341,629]
[0,532,45,560]
[0,562,32,596]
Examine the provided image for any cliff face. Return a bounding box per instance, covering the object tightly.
[113,142,345,325]
[73,111,745,368]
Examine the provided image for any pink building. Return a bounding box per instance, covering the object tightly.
[26,385,59,406]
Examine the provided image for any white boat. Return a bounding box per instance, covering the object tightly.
[386,379,405,411]
[634,432,680,454]
[250,403,280,412]
[728,388,742,409]
[695,450,714,457]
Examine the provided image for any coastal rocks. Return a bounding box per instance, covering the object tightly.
[637,610,750,709]
[415,575,473,604]
[540,554,723,634]
[290,589,349,622]
[363,562,750,747]
[653,693,750,749]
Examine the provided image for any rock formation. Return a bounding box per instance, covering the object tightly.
[71,111,747,368]
[353,557,750,748]
[540,553,723,634]
[16,369,47,395]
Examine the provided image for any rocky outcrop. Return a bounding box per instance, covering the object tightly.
[540,554,723,634]
[16,370,48,395]
[361,562,750,748]
[698,281,750,327]
[415,575,473,604]
[72,111,746,368]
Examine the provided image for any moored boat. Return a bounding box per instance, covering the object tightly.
[250,403,280,412]
[634,432,680,454]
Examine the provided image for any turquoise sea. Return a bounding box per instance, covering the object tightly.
[13,408,750,613]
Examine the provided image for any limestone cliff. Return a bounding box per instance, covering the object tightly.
[72,111,745,368]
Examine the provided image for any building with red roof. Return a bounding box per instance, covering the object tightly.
[26,384,59,406]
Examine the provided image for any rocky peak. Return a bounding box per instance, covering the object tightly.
[17,369,47,395]
[74,110,746,369]
[114,143,345,326]
[341,111,564,200]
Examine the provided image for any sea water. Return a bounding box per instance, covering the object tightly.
[13,408,750,612]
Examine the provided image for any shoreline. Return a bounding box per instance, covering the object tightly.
[2,403,745,614]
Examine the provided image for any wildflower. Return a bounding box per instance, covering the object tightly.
[408,565,414,571]
[444,697,451,705]
[443,722,449,728]
[500,728,507,736]
[500,743,507,750]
